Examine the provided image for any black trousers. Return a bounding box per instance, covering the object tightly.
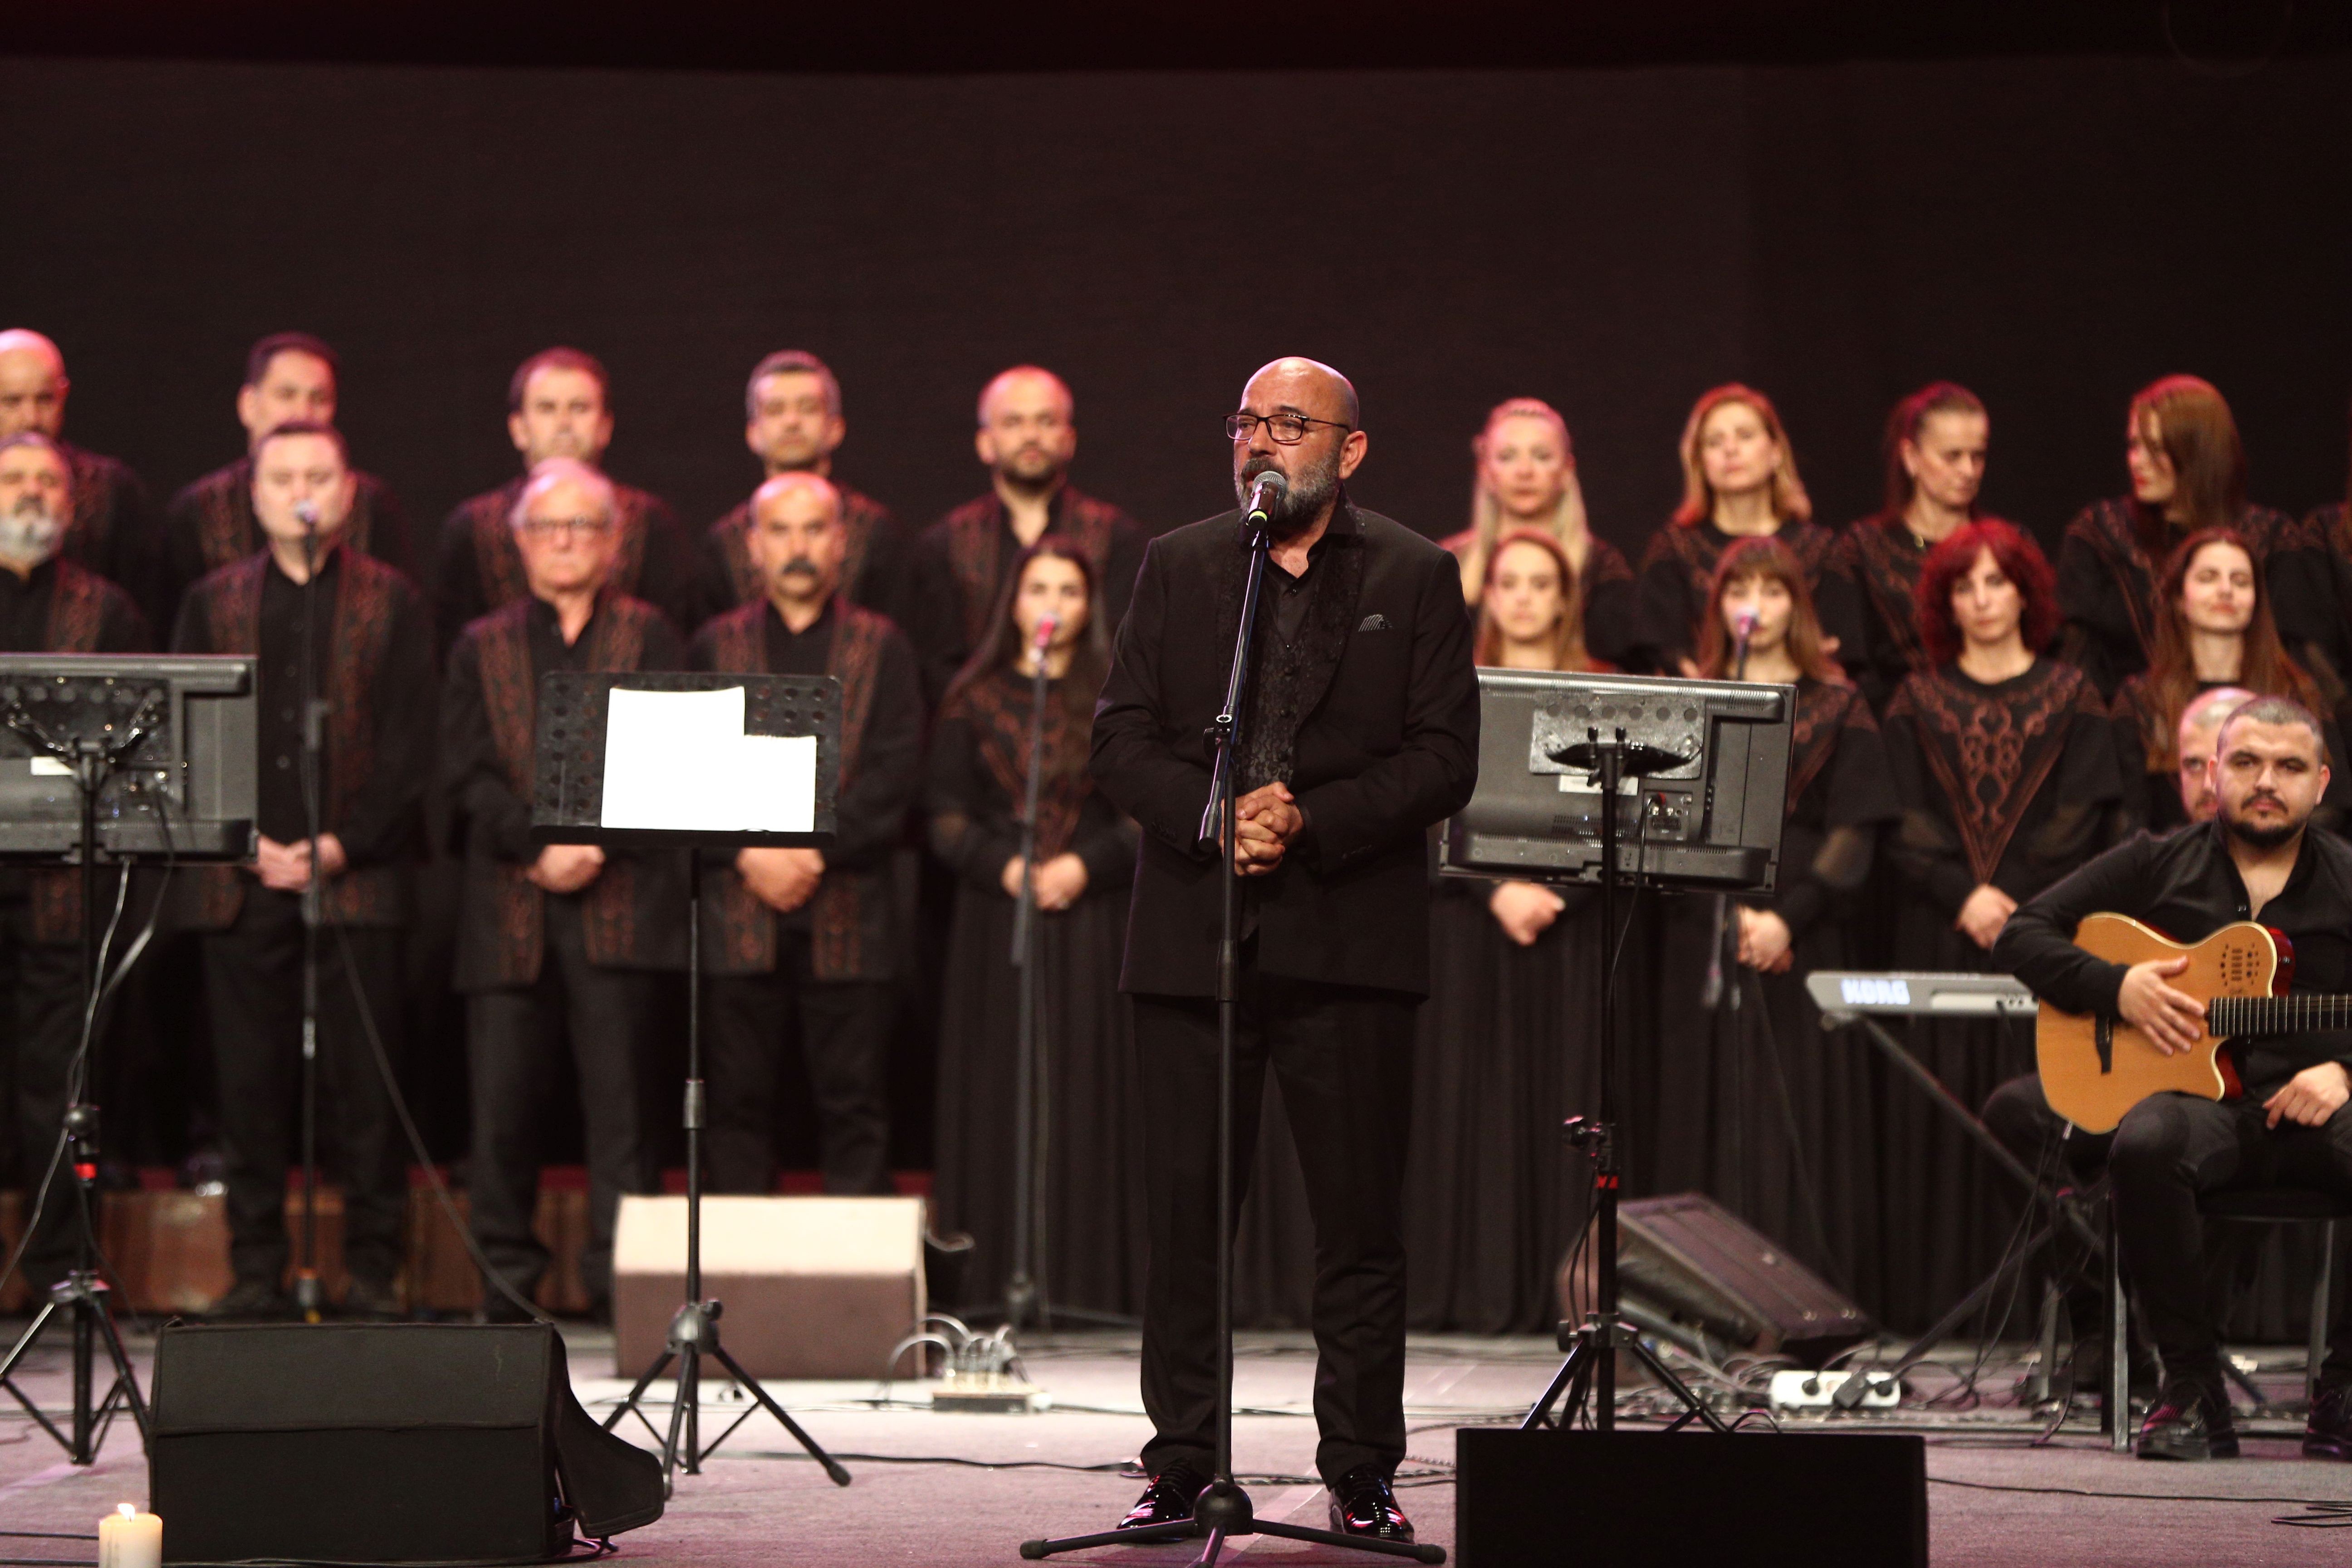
[201,888,407,1288]
[466,896,654,1303]
[703,931,894,1196]
[2111,1088,2352,1382]
[1,898,93,1289]
[1134,974,1416,1487]
[1981,1071,2117,1343]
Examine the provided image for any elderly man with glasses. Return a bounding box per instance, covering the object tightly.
[1090,357,1480,1545]
[441,456,686,1320]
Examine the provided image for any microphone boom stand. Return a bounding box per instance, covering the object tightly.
[294,520,325,1322]
[1002,621,1051,1332]
[1022,499,1441,1566]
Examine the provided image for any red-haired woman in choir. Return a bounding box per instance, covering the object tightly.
[1879,520,2120,1325]
[2056,375,2326,699]
[1646,538,1897,1306]
[1632,383,1845,675]
[928,539,1142,1317]
[2108,527,2347,836]
[1822,382,1994,711]
[1406,529,1618,1331]
[1441,398,1638,666]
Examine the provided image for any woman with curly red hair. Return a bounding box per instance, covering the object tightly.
[1631,383,1848,675]
[1877,519,2121,1326]
[1646,538,1899,1304]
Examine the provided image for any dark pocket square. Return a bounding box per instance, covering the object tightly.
[1357,613,1395,632]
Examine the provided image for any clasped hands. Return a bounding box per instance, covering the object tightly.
[737,847,826,913]
[1220,782,1306,876]
[2118,955,2351,1128]
[252,833,347,893]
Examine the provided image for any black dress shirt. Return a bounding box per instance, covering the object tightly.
[1994,819,2352,1094]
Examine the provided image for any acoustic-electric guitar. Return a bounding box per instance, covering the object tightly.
[2035,912,2352,1133]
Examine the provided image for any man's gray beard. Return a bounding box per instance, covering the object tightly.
[2223,802,2306,850]
[1238,451,1341,539]
[0,505,63,569]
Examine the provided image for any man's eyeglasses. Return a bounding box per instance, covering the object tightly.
[1226,412,1352,446]
[514,516,614,539]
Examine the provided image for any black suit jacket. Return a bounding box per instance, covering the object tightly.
[1092,498,1479,997]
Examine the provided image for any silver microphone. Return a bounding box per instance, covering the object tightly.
[293,499,320,534]
[1244,469,1288,529]
[1031,611,1060,653]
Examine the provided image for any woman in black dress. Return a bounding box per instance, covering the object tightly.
[1633,383,1844,676]
[1880,520,2120,1329]
[1440,398,1639,668]
[1643,537,1900,1309]
[1404,529,1621,1332]
[2107,527,2344,837]
[928,539,1142,1317]
[1823,382,1993,713]
[2055,375,2327,700]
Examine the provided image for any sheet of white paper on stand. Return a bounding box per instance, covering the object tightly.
[599,686,818,833]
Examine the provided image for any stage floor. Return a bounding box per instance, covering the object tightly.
[0,1324,2344,1565]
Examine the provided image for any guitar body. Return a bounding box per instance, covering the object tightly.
[2035,913,2284,1134]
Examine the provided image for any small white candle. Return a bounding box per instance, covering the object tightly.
[97,1504,161,1568]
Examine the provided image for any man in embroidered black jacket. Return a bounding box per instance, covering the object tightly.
[1090,358,1479,1543]
[0,331,156,629]
[0,433,149,1291]
[443,457,686,1318]
[690,473,922,1197]
[172,421,433,1320]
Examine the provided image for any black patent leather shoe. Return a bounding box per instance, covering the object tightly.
[2136,1385,2239,1461]
[1118,1464,1205,1531]
[1328,1464,1415,1542]
[2306,1382,2352,1459]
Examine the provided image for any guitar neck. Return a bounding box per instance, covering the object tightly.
[2207,993,2352,1036]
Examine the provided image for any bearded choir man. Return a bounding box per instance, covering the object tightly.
[1405,529,1622,1333]
[1878,519,2120,1329]
[702,352,915,630]
[1632,383,1847,676]
[163,333,411,620]
[928,539,1142,1317]
[443,458,686,1319]
[909,366,1149,703]
[0,433,149,1291]
[2056,375,2328,701]
[169,421,434,1321]
[688,474,923,1198]
[1642,539,1900,1312]
[1822,382,1995,713]
[434,347,702,652]
[0,331,155,628]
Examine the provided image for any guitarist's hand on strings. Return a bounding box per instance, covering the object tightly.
[2117,956,2205,1056]
[2265,1062,2351,1130]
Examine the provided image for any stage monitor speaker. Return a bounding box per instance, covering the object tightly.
[1561,1192,1871,1366]
[151,1322,662,1566]
[613,1194,924,1379]
[1456,1429,1926,1568]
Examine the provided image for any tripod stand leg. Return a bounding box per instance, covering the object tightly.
[705,1341,851,1485]
[1626,1339,1732,1433]
[1519,1341,1586,1431]
[1255,1518,1446,1564]
[89,1298,150,1446]
[1189,1525,1228,1568]
[1017,1521,1197,1559]
[601,1348,676,1436]
[656,1346,697,1495]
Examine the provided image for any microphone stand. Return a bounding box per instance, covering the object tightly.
[1023,493,1441,1566]
[291,518,330,1322]
[1003,620,1053,1332]
[1701,619,1753,1216]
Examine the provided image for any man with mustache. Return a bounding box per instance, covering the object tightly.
[0,432,148,1292]
[0,331,155,628]
[1998,695,2352,1462]
[162,333,411,624]
[444,456,686,1319]
[172,420,436,1321]
[434,347,702,651]
[1090,358,1479,1543]
[701,351,914,630]
[689,472,922,1196]
[909,366,1147,701]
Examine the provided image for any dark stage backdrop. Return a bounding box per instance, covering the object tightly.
[3,54,2349,556]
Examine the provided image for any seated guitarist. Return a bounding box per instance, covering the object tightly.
[1994,694,2352,1462]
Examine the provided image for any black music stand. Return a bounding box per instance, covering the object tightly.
[0,655,257,1464]
[531,671,851,1495]
[1442,669,1794,1435]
